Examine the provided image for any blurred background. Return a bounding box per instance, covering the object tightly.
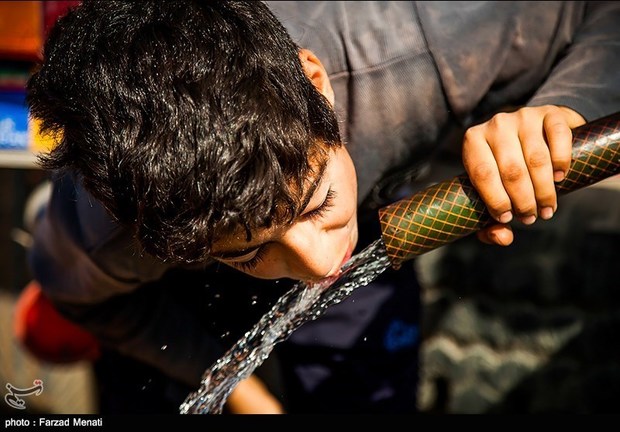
[0,0,96,415]
[414,170,620,413]
[1,0,619,415]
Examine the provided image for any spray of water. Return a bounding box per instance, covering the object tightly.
[179,238,391,414]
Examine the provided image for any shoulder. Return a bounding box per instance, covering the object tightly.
[30,172,173,303]
[266,1,422,75]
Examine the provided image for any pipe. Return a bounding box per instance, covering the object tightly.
[378,111,620,267]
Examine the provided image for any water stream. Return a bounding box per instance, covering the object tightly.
[179,238,392,414]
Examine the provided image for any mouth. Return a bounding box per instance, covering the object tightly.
[331,223,359,276]
[322,242,355,279]
[340,244,354,268]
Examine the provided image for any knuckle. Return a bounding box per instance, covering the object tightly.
[488,112,509,129]
[536,192,556,206]
[486,197,511,213]
[515,107,532,121]
[513,202,537,216]
[549,122,569,136]
[500,163,525,184]
[470,162,495,183]
[554,156,572,168]
[527,149,550,169]
[463,126,481,144]
[524,105,548,117]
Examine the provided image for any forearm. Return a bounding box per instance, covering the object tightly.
[50,275,226,389]
[225,375,285,414]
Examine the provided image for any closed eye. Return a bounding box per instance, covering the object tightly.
[227,246,269,272]
[304,188,336,220]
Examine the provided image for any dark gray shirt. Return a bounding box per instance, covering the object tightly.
[29,1,620,387]
[270,1,620,205]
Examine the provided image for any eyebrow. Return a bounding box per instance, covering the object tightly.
[210,160,329,259]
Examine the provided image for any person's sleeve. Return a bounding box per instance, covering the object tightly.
[27,175,225,389]
[48,272,227,389]
[528,2,620,121]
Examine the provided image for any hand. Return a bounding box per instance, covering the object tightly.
[461,105,586,246]
[225,374,285,414]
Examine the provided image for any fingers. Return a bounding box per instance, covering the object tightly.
[463,106,577,227]
[543,109,574,182]
[520,117,557,220]
[463,112,537,224]
[462,121,512,224]
[477,224,514,246]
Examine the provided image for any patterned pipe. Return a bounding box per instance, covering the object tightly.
[378,111,620,267]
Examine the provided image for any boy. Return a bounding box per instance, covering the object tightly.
[26,1,620,413]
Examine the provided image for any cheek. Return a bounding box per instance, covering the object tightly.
[340,155,358,213]
[340,147,357,188]
[337,191,357,222]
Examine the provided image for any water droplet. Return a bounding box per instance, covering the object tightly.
[180,239,391,414]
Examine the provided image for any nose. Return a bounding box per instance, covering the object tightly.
[278,224,341,280]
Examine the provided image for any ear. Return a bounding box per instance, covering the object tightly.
[299,48,335,106]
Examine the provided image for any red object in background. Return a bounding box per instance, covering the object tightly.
[43,1,82,36]
[0,1,81,62]
[13,280,101,364]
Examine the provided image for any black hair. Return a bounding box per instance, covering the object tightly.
[27,0,342,263]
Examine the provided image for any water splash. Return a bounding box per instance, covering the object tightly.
[179,238,391,414]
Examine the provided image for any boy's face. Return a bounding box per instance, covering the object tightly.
[210,145,359,282]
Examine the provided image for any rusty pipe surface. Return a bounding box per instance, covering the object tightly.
[378,111,620,267]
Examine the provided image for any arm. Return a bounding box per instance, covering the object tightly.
[28,174,281,413]
[462,2,620,246]
[226,375,285,414]
[527,2,620,122]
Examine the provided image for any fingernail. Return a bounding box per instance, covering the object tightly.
[540,207,554,220]
[554,170,565,182]
[521,215,536,225]
[498,211,513,224]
